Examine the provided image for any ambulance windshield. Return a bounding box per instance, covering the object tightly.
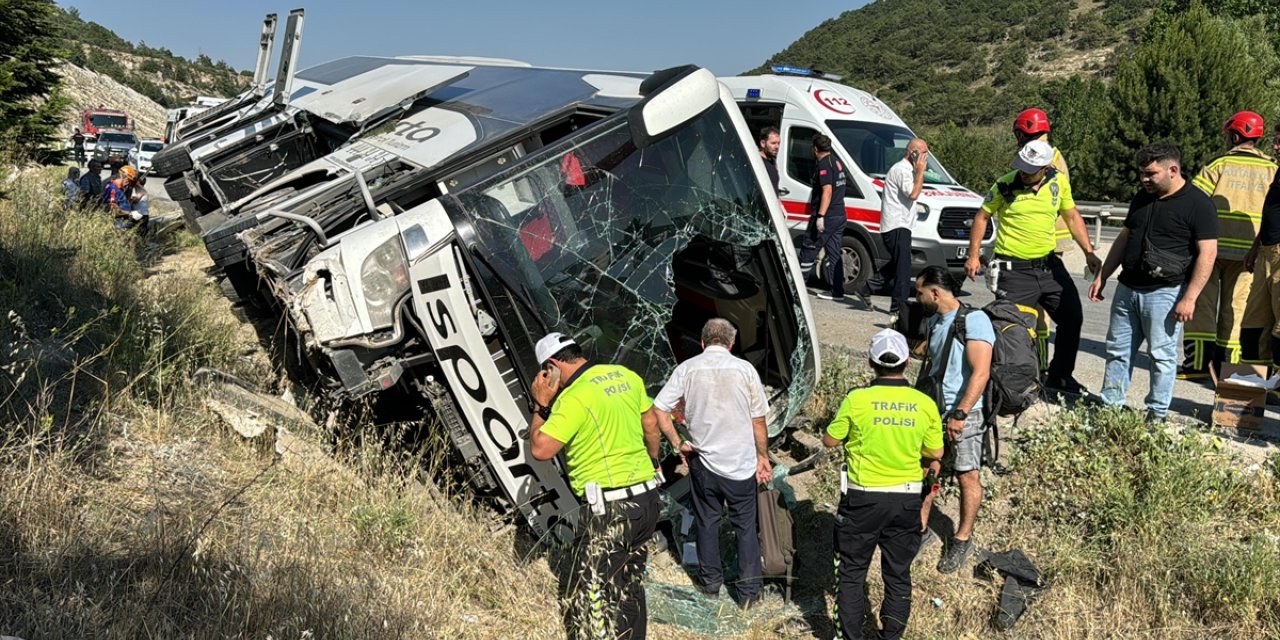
[827,120,957,185]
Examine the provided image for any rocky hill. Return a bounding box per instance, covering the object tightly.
[56,6,250,109]
[56,62,167,139]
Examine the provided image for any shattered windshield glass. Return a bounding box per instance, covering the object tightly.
[452,104,814,429]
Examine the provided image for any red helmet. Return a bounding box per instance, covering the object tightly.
[1014,108,1051,135]
[1224,111,1265,140]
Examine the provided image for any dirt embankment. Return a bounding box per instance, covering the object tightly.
[55,63,168,139]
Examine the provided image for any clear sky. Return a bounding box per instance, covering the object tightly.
[60,1,871,76]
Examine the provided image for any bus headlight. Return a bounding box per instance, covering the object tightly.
[360,235,410,328]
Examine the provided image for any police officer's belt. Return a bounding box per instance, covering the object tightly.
[602,479,658,502]
[992,253,1052,271]
[844,481,923,495]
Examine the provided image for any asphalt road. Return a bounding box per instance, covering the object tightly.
[806,246,1280,442]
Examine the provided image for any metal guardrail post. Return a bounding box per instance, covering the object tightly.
[1095,205,1109,249]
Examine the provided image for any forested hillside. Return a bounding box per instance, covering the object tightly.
[753,0,1280,200]
[55,6,251,108]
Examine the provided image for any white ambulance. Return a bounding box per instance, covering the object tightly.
[721,67,993,291]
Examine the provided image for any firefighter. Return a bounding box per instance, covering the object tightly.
[1183,112,1279,376]
[103,164,139,215]
[1013,108,1072,370]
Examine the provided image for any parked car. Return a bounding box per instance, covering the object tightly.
[91,130,138,167]
[129,139,166,172]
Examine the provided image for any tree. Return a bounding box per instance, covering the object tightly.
[0,0,69,162]
[1043,76,1116,200]
[1106,4,1280,198]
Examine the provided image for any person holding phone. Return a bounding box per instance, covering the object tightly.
[878,138,929,320]
[527,332,662,640]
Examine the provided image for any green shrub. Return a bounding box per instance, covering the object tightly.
[1007,407,1280,632]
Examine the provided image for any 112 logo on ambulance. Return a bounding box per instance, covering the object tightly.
[813,89,855,115]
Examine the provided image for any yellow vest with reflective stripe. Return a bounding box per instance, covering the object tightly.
[1048,146,1074,253]
[1193,146,1277,261]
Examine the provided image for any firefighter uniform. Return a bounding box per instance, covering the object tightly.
[1242,171,1280,366]
[827,374,943,640]
[1184,146,1278,369]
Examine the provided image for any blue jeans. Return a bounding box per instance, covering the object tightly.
[1101,283,1183,417]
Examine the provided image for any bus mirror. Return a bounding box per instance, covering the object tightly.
[629,66,719,148]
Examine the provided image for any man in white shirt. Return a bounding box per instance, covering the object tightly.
[878,138,929,316]
[654,318,771,607]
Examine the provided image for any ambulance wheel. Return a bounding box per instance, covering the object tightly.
[839,235,872,292]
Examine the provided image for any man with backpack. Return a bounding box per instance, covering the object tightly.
[914,265,994,574]
[1089,142,1218,421]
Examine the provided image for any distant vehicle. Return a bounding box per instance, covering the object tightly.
[129,139,166,172]
[721,67,994,290]
[80,108,132,152]
[164,97,229,143]
[92,130,138,166]
[81,108,132,135]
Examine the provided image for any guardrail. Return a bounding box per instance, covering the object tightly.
[1077,200,1129,248]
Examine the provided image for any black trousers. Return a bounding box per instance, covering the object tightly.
[880,228,912,313]
[799,214,847,298]
[568,490,660,640]
[689,455,762,603]
[833,490,923,640]
[996,253,1083,380]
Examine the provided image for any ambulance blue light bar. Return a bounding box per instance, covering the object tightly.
[770,65,843,82]
[746,88,761,98]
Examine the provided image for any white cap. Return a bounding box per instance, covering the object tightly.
[1012,139,1055,174]
[535,332,577,365]
[869,328,910,367]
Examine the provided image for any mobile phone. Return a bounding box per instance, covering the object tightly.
[909,150,920,164]
[543,364,561,388]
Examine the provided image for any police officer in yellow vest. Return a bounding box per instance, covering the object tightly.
[824,328,944,640]
[966,140,1102,395]
[1183,112,1279,375]
[1014,108,1073,370]
[528,332,662,640]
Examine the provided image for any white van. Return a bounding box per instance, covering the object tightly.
[721,67,993,291]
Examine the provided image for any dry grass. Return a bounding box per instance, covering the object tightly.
[3,168,1278,639]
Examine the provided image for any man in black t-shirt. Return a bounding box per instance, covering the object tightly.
[758,126,780,196]
[1241,162,1280,365]
[1089,142,1218,420]
[797,134,848,300]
